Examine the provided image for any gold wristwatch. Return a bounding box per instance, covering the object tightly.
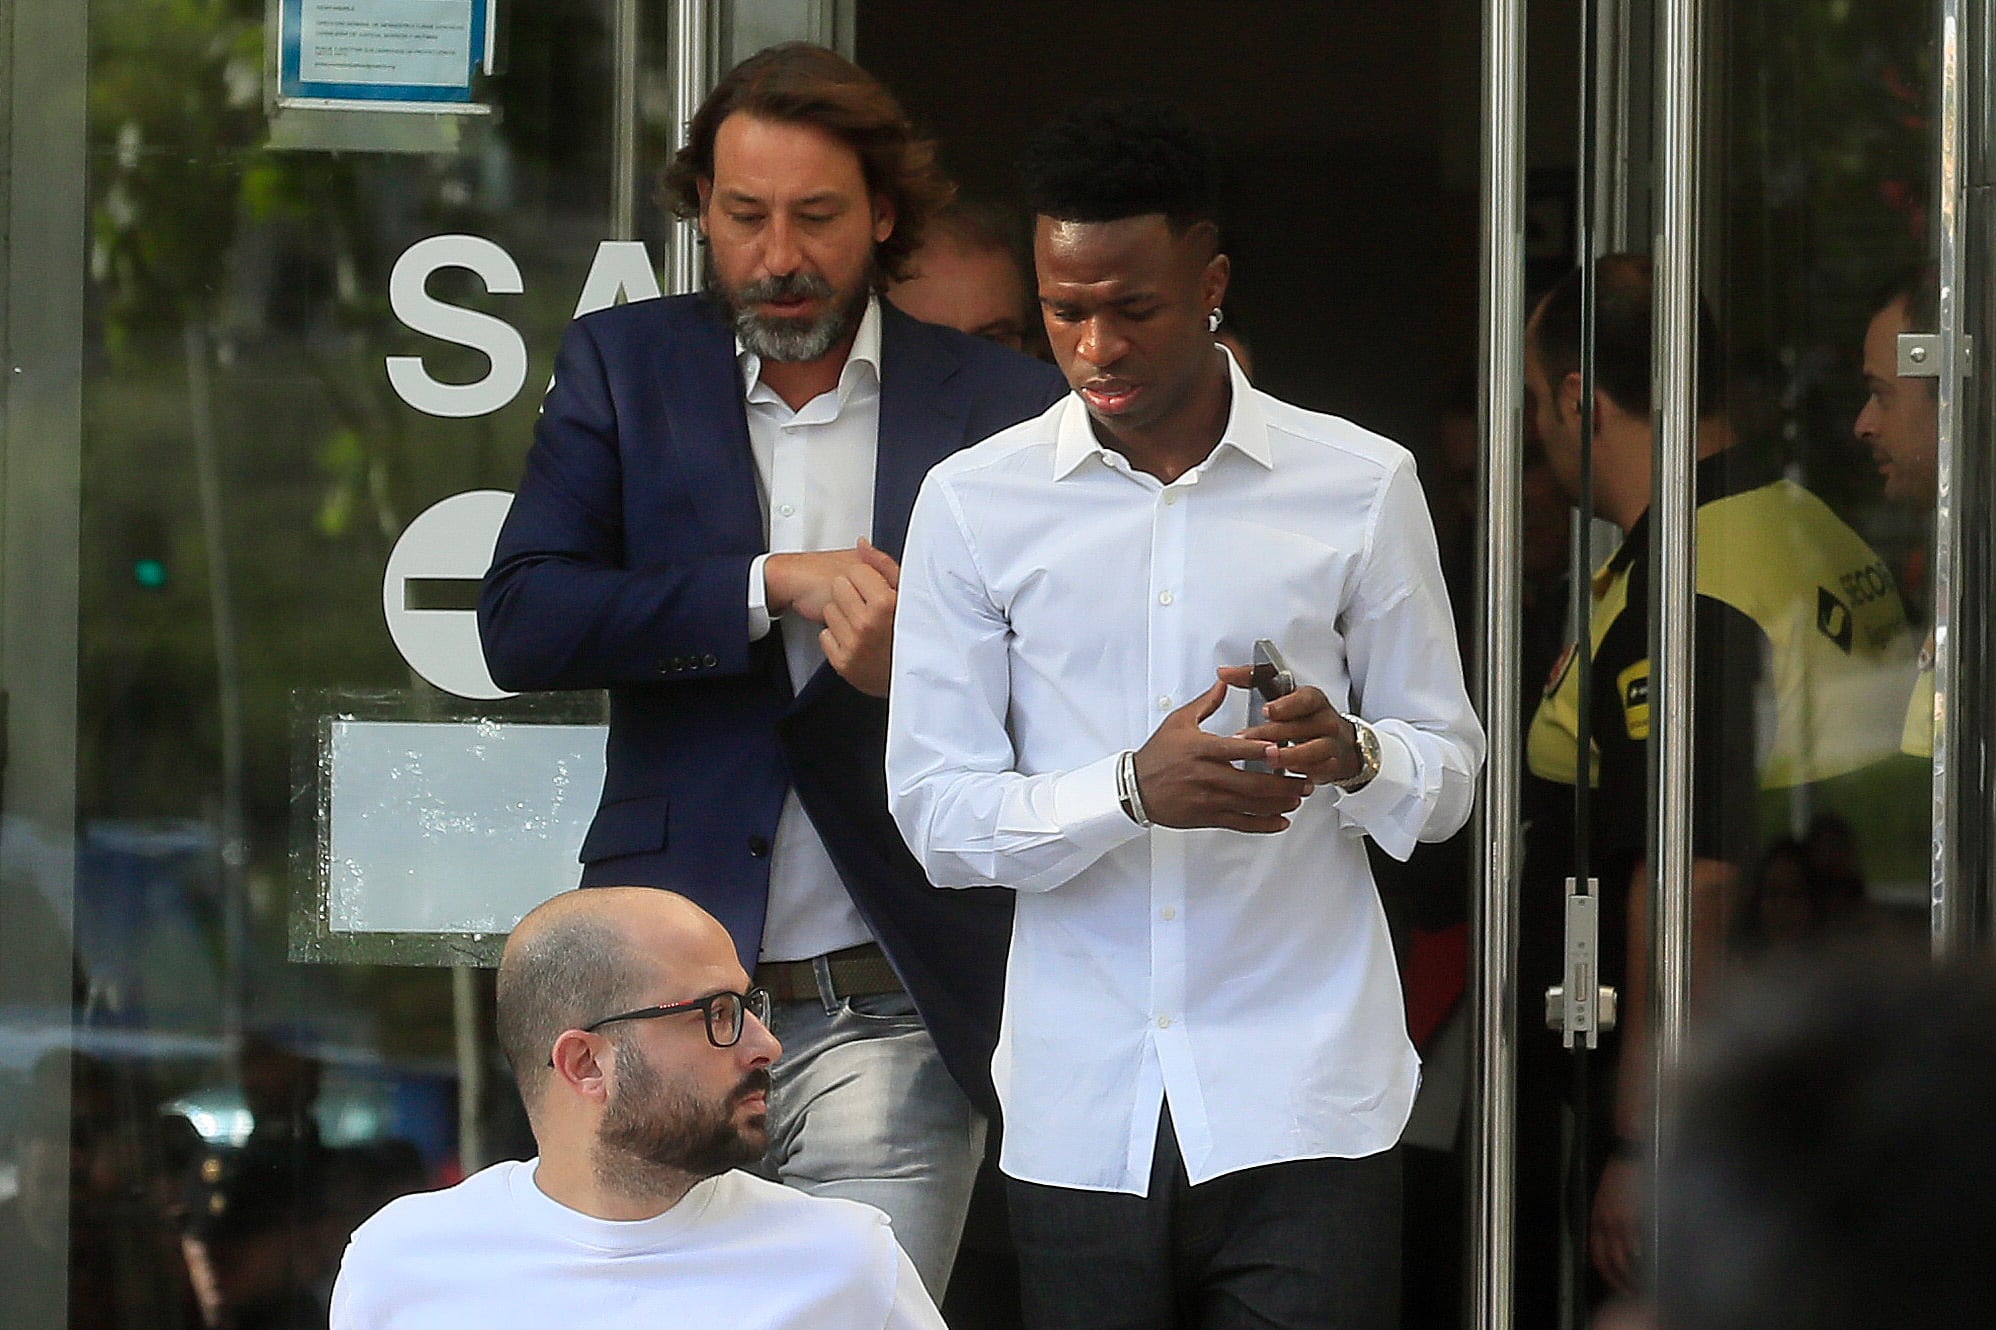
[1335,719,1381,793]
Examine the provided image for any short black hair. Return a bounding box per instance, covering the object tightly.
[1530,253,1723,420]
[1657,950,1996,1330]
[1019,100,1222,232]
[1874,261,1939,334]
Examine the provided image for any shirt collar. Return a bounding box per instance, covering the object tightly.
[1052,342,1274,481]
[736,295,883,403]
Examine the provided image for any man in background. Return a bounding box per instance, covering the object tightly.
[1521,255,1912,1304]
[1641,951,1996,1330]
[1853,264,1940,757]
[887,200,1033,351]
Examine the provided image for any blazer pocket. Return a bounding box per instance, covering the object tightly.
[578,793,670,864]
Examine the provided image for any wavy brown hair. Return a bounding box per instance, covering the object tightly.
[660,43,953,285]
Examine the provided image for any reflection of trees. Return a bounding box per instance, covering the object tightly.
[1720,0,1935,893]
[1722,0,1931,507]
[82,0,616,1054]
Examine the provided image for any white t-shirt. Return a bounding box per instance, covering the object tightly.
[330,1161,944,1330]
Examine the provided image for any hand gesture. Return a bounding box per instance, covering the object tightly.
[1215,664,1363,787]
[765,545,876,624]
[818,539,900,698]
[1133,680,1314,833]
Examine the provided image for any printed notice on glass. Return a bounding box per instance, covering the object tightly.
[278,0,495,111]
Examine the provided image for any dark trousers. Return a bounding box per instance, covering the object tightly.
[1006,1111,1402,1330]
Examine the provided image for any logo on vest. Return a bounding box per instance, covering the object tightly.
[1817,586,1855,655]
[1619,662,1650,740]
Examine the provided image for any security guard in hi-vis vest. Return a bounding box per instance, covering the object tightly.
[1513,256,1914,1315]
[1853,264,1942,759]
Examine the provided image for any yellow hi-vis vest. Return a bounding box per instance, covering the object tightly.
[1528,477,1915,790]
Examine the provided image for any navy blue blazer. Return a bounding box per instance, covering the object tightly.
[479,293,1066,1113]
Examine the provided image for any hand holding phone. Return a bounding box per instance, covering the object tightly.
[1243,639,1296,774]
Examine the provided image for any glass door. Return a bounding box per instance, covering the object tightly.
[1475,0,1959,1321]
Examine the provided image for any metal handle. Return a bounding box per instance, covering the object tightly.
[668,0,716,295]
[1470,0,1528,1316]
[1931,0,1970,956]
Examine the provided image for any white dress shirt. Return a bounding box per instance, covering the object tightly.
[740,299,881,963]
[887,350,1485,1193]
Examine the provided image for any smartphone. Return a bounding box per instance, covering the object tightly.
[1243,639,1296,774]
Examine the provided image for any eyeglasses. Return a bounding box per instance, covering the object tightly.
[579,987,773,1050]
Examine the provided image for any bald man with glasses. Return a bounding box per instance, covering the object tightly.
[330,888,944,1330]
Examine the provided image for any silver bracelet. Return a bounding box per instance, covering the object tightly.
[1117,749,1152,828]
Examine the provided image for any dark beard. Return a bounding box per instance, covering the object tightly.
[705,251,873,364]
[593,1042,770,1204]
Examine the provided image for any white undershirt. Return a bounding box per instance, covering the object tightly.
[740,299,881,962]
[329,1161,943,1330]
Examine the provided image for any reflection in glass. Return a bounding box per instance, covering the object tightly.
[1,2,625,1327]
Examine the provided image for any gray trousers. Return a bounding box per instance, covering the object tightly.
[751,983,987,1298]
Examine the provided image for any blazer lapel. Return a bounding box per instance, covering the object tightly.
[873,304,968,559]
[654,297,764,554]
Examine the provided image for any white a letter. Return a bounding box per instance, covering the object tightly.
[573,241,663,317]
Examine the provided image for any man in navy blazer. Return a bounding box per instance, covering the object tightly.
[478,45,1063,1296]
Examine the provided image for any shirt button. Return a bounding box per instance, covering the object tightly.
[1164,491,1180,506]
[1160,906,1176,921]
[778,503,796,518]
[1157,695,1172,712]
[1156,1015,1172,1029]
[1158,590,1174,606]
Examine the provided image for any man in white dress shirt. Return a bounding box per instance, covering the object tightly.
[886,102,1485,1329]
[329,887,944,1330]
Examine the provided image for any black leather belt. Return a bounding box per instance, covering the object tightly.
[755,941,902,1002]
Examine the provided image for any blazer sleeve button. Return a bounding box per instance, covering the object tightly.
[702,653,719,668]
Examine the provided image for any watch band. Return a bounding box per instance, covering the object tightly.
[1335,719,1381,793]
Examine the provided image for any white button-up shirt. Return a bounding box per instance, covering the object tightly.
[739,299,881,963]
[887,351,1485,1192]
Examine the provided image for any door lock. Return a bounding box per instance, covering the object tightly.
[1545,877,1618,1048]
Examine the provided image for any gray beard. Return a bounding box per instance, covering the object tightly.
[707,252,873,364]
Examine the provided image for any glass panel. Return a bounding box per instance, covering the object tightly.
[2,3,633,1326]
[1702,0,1938,940]
[1512,0,1944,1322]
[1500,0,1940,1318]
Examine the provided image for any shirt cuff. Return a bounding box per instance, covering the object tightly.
[1330,722,1418,855]
[747,553,774,641]
[1053,751,1150,859]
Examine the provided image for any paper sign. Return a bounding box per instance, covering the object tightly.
[280,0,492,108]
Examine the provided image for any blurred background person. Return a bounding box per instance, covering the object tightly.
[887,199,1034,352]
[0,1051,202,1329]
[1640,950,1996,1330]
